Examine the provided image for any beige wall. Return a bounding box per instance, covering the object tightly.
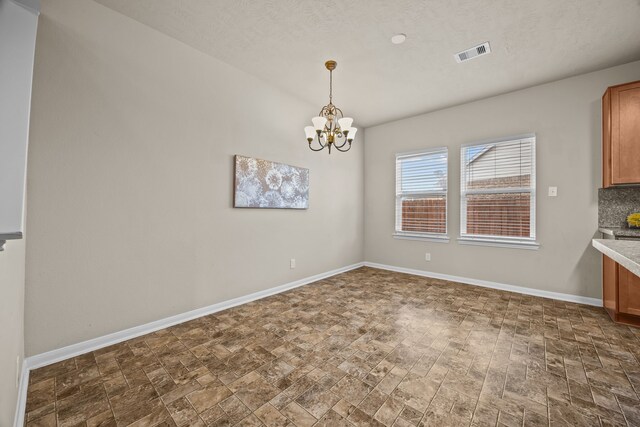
[25,0,364,356]
[0,0,36,424]
[365,60,640,300]
[0,238,25,427]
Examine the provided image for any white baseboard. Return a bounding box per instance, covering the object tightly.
[13,361,29,427]
[364,262,602,307]
[24,262,364,372]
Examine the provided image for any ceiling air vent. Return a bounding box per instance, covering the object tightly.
[454,42,491,63]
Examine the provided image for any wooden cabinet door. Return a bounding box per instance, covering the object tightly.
[611,81,640,185]
[618,264,640,316]
[603,255,618,312]
[602,90,612,188]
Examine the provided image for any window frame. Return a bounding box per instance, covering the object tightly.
[394,147,449,243]
[458,134,539,250]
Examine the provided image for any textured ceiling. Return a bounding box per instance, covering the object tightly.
[95,0,640,127]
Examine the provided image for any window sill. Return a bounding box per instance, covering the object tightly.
[457,237,540,250]
[393,233,450,243]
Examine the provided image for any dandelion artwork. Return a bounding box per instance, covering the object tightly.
[234,155,309,209]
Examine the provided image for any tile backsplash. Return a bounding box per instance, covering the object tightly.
[599,187,640,227]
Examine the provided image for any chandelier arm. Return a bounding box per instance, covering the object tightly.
[308,133,327,151]
[333,141,352,152]
[333,129,352,149]
[333,137,349,150]
[334,127,348,140]
[308,141,326,151]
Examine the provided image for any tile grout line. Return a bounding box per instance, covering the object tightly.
[467,295,504,426]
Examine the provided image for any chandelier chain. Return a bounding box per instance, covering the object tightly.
[329,69,333,104]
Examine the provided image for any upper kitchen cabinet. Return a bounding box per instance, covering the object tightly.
[603,80,640,187]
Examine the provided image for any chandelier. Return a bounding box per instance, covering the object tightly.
[304,60,357,153]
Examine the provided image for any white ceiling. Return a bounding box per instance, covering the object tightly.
[95,0,640,127]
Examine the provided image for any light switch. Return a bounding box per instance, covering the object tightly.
[548,186,558,197]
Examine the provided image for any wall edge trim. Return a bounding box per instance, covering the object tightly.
[23,262,365,372]
[10,0,40,15]
[13,362,29,427]
[364,261,602,306]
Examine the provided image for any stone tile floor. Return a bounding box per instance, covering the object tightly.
[24,267,640,426]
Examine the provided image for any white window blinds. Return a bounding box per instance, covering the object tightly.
[395,148,448,237]
[460,135,536,244]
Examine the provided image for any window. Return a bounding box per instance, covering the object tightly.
[395,147,448,241]
[460,135,537,248]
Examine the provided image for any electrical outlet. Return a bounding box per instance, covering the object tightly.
[548,186,558,197]
[16,356,20,388]
[425,253,431,261]
[290,258,296,269]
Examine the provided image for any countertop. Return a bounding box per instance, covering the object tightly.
[592,239,640,277]
[598,227,640,239]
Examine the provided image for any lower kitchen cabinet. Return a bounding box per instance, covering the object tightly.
[619,264,640,317]
[603,254,640,326]
[602,254,618,312]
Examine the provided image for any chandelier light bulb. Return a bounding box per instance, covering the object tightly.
[304,126,316,141]
[348,127,358,141]
[311,116,327,131]
[338,117,354,132]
